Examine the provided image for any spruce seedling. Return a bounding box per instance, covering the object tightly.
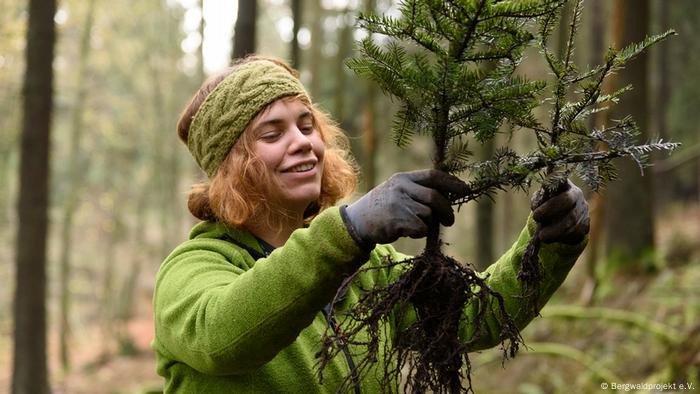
[316,1,677,393]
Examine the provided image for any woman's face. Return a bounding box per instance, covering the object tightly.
[248,98,325,214]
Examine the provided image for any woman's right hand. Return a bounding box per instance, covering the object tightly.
[342,169,468,247]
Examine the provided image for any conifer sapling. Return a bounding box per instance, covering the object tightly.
[315,1,677,393]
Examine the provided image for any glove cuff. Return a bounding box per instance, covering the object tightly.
[339,204,376,252]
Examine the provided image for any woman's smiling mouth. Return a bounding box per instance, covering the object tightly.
[284,162,316,173]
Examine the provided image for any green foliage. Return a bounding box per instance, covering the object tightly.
[340,0,681,392]
[349,0,678,202]
[348,0,563,169]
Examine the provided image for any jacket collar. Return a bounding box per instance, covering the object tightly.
[189,221,266,257]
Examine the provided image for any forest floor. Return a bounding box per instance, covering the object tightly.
[0,311,160,394]
[53,316,160,394]
[468,202,700,393]
[1,202,698,394]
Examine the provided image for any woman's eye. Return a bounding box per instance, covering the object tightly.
[261,131,281,141]
[300,125,314,134]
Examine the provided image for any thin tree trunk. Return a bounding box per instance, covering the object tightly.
[12,0,56,392]
[334,8,352,125]
[232,0,257,60]
[290,0,301,69]
[579,0,606,305]
[150,67,170,259]
[162,5,182,256]
[604,0,656,272]
[474,138,495,270]
[653,0,671,207]
[99,212,118,360]
[198,0,206,81]
[58,0,98,371]
[655,3,669,142]
[309,1,323,100]
[114,225,144,353]
[474,61,499,270]
[362,0,377,192]
[100,203,129,358]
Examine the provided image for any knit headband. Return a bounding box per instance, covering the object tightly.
[187,60,310,178]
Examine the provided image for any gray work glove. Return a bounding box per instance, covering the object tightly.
[342,169,468,247]
[531,180,590,244]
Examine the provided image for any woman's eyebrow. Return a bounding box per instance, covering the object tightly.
[298,110,313,121]
[254,118,285,130]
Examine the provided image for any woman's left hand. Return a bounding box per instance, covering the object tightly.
[531,180,590,244]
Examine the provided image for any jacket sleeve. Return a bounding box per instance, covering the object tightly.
[153,207,368,376]
[459,214,587,350]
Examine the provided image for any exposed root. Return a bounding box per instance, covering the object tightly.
[518,180,570,316]
[519,229,543,316]
[316,250,523,393]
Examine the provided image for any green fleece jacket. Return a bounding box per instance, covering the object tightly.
[152,206,586,393]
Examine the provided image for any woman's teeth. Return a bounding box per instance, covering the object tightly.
[289,163,314,172]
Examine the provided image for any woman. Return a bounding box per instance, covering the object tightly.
[152,56,589,393]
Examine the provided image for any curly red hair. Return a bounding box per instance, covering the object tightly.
[177,56,358,229]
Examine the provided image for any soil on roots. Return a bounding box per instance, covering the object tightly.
[316,249,523,394]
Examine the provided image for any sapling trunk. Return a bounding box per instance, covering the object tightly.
[425,221,441,252]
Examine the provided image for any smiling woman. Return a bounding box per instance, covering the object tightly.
[151,55,589,393]
[248,99,326,223]
[175,56,356,244]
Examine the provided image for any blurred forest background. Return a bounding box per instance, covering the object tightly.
[1,0,699,393]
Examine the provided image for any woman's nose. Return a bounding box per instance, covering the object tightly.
[288,127,313,152]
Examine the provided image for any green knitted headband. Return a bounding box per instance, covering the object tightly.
[187,60,310,178]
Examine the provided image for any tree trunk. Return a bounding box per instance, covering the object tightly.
[162,5,183,257]
[474,138,495,270]
[116,196,149,349]
[198,0,206,81]
[362,0,377,192]
[604,0,655,272]
[474,61,499,270]
[12,0,56,392]
[652,0,671,207]
[579,0,606,305]
[334,8,352,125]
[232,0,257,60]
[309,0,323,100]
[290,0,301,69]
[654,2,669,142]
[58,0,98,371]
[99,212,118,360]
